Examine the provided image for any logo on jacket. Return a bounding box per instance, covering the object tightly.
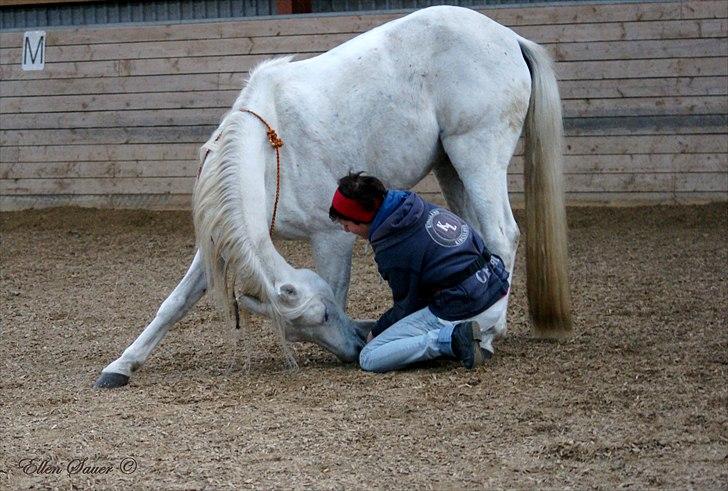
[425,209,469,247]
[475,268,491,284]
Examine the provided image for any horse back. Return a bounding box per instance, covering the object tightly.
[254,7,532,190]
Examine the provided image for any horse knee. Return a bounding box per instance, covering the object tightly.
[492,221,519,272]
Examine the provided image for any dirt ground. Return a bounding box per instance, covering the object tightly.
[1,203,726,489]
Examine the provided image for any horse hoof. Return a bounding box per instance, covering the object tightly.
[93,372,130,389]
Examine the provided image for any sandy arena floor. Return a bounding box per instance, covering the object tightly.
[1,204,726,489]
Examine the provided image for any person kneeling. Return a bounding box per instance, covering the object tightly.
[329,172,510,373]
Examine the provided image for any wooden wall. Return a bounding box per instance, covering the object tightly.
[1,0,726,210]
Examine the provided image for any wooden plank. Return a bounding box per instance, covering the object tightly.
[2,134,725,163]
[2,114,723,147]
[0,53,281,81]
[559,76,728,99]
[3,94,723,123]
[486,134,728,156]
[0,127,216,146]
[1,1,724,48]
[549,38,726,62]
[561,191,728,205]
[0,194,192,212]
[565,115,728,136]
[562,95,728,118]
[0,108,225,130]
[488,1,728,26]
[3,171,726,196]
[677,173,728,192]
[556,57,727,80]
[512,18,728,44]
[557,154,728,174]
[4,152,724,180]
[0,144,200,162]
[0,177,196,195]
[562,134,728,155]
[0,72,247,97]
[412,172,728,195]
[1,132,724,163]
[0,146,19,163]
[678,1,728,21]
[0,160,199,179]
[0,90,240,114]
[430,190,728,207]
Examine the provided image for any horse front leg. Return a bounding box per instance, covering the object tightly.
[94,250,207,388]
[310,231,356,309]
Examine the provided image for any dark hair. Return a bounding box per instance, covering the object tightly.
[329,171,387,224]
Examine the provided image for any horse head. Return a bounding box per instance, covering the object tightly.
[238,268,369,362]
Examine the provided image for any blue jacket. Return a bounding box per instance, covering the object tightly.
[368,191,510,338]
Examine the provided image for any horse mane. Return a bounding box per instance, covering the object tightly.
[192,55,300,367]
[228,56,295,112]
[193,111,267,309]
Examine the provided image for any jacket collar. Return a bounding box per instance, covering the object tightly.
[369,190,424,244]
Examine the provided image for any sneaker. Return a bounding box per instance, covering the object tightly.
[451,321,493,369]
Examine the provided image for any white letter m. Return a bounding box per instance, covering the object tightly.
[22,31,46,71]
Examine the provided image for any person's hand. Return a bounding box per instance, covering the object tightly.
[366,332,374,343]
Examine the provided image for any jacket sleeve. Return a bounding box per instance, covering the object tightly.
[371,268,427,338]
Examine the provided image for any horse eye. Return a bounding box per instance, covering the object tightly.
[324,309,329,323]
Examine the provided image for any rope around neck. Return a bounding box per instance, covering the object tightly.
[239,109,284,236]
[198,108,284,236]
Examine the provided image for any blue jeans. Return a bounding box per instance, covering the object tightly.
[359,296,508,373]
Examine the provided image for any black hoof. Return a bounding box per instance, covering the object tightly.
[94,372,130,389]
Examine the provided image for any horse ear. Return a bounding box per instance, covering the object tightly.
[277,283,298,304]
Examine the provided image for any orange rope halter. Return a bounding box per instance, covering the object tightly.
[239,109,284,236]
[198,108,284,236]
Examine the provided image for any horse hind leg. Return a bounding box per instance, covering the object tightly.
[437,130,521,341]
[433,157,468,217]
[94,250,207,388]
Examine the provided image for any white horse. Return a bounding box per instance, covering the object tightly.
[95,5,570,388]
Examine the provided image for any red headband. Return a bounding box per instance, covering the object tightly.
[331,189,380,223]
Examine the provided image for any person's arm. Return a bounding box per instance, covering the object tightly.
[371,268,426,338]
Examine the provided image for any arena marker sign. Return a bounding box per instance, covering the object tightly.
[22,31,45,71]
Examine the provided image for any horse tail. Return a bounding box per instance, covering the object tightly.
[192,111,267,321]
[518,37,572,338]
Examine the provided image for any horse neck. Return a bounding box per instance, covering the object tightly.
[233,117,296,295]
[194,91,298,306]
